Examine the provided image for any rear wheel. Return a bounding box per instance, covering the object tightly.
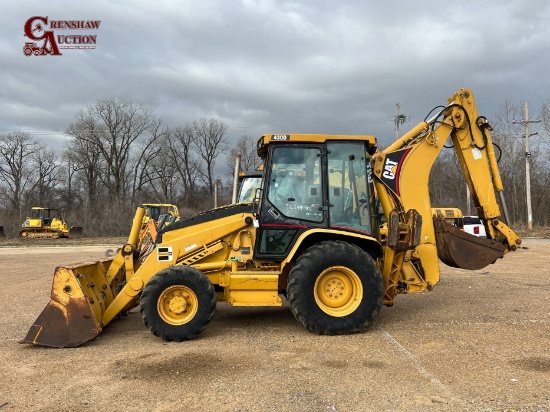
[287,240,384,335]
[140,266,216,342]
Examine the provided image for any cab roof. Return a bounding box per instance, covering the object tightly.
[257,134,378,158]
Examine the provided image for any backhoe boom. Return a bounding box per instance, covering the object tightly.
[373,88,521,297]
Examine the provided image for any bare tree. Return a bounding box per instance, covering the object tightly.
[0,132,39,214]
[147,151,181,203]
[66,98,154,199]
[226,134,262,175]
[29,147,61,206]
[540,102,550,143]
[65,134,104,207]
[192,118,229,194]
[429,144,465,209]
[167,125,202,202]
[130,117,169,203]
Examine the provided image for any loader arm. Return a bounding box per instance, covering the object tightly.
[21,204,256,347]
[373,89,521,298]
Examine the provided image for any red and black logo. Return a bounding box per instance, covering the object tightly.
[23,16,101,57]
[24,16,61,56]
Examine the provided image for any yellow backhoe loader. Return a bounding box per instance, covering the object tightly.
[22,89,521,348]
[142,204,180,226]
[236,169,262,203]
[19,207,83,239]
[104,204,180,258]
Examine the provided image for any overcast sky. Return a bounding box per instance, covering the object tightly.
[2,1,550,175]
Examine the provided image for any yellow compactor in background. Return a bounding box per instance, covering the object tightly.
[22,89,521,347]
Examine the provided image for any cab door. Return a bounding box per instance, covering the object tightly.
[254,145,327,259]
[326,141,373,235]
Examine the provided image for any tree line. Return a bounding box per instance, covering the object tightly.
[0,98,549,237]
[0,98,261,237]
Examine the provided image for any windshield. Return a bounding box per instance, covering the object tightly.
[267,146,323,222]
[238,176,262,203]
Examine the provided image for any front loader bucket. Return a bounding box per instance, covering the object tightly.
[69,226,84,238]
[20,258,117,348]
[433,215,506,270]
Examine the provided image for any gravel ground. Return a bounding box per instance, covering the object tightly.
[0,239,548,411]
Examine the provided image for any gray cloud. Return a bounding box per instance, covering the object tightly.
[2,0,550,169]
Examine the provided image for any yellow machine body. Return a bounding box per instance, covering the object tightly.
[22,89,521,348]
[142,204,180,225]
[19,207,83,239]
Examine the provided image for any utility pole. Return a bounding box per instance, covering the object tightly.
[394,103,409,140]
[513,102,541,231]
[214,178,221,208]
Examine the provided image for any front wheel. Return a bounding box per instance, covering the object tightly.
[140,266,216,342]
[287,240,384,335]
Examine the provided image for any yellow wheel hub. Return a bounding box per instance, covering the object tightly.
[314,266,363,317]
[158,285,198,325]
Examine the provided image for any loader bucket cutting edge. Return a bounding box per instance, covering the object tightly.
[433,215,506,270]
[20,259,117,348]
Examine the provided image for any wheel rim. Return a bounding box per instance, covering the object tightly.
[314,266,363,317]
[157,285,198,325]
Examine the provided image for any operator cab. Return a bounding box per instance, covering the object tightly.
[255,134,377,259]
[29,207,58,226]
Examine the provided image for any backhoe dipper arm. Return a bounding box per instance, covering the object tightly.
[372,88,521,294]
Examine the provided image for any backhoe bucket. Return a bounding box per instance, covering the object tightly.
[433,215,506,270]
[69,226,84,238]
[20,258,118,348]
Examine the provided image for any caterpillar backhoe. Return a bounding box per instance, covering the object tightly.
[22,88,521,348]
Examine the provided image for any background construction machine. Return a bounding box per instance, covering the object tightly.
[236,169,262,203]
[19,207,83,239]
[22,88,521,348]
[142,204,180,226]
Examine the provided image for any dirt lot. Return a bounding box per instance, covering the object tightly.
[0,239,548,411]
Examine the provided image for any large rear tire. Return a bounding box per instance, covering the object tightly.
[287,240,384,335]
[140,266,216,342]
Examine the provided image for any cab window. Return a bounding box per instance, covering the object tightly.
[267,146,323,223]
[327,142,372,233]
